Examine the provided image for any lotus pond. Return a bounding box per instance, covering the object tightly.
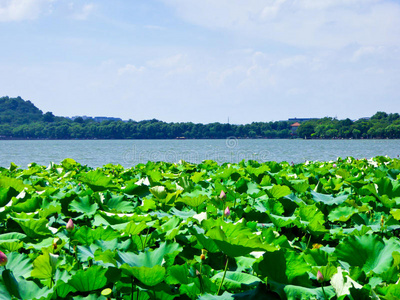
[1,157,400,299]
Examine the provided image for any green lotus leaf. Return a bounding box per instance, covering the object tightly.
[5,252,33,278]
[150,186,167,199]
[117,241,182,268]
[282,284,335,300]
[0,177,29,193]
[67,265,108,292]
[100,193,134,213]
[73,226,120,245]
[13,217,52,239]
[311,191,348,206]
[31,252,58,280]
[77,244,100,262]
[0,232,27,243]
[268,185,291,199]
[124,220,148,236]
[178,191,208,207]
[328,206,358,222]
[69,195,99,217]
[165,264,190,285]
[206,226,277,257]
[335,235,400,275]
[121,265,166,287]
[1,269,21,299]
[254,249,310,285]
[78,170,116,191]
[211,271,262,291]
[61,158,78,170]
[122,181,149,196]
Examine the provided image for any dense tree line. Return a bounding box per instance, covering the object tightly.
[1,96,399,139]
[297,112,400,139]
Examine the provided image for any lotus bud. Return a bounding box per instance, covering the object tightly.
[0,251,7,267]
[200,254,206,261]
[317,270,324,283]
[66,219,74,232]
[219,190,226,200]
[224,206,230,217]
[333,163,337,168]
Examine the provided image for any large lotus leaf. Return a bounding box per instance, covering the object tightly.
[1,269,21,299]
[117,241,182,268]
[330,267,362,297]
[211,271,262,291]
[335,235,400,275]
[206,226,277,257]
[61,158,78,170]
[100,194,134,213]
[93,210,151,228]
[311,191,348,206]
[124,220,148,236]
[178,191,208,207]
[267,185,292,199]
[31,252,58,280]
[375,177,400,198]
[0,177,28,193]
[150,186,167,199]
[0,187,11,207]
[73,226,120,245]
[0,232,27,243]
[282,284,335,300]
[328,206,358,222]
[268,214,296,228]
[39,201,61,219]
[13,218,52,239]
[254,198,284,215]
[254,249,310,285]
[78,170,116,191]
[121,265,166,287]
[69,195,99,218]
[77,244,100,262]
[0,279,12,300]
[67,265,108,292]
[18,277,52,300]
[165,264,190,285]
[5,252,33,278]
[122,181,149,197]
[53,269,76,298]
[11,195,42,213]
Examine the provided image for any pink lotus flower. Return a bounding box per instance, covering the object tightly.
[0,251,7,267]
[333,163,337,168]
[66,219,74,232]
[224,206,230,217]
[317,270,324,282]
[219,190,226,200]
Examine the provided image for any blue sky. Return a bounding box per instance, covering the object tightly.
[1,0,399,124]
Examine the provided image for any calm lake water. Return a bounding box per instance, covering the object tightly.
[0,139,399,168]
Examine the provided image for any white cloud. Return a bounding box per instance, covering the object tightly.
[70,3,96,20]
[162,0,400,48]
[118,64,145,76]
[147,54,185,68]
[0,0,52,21]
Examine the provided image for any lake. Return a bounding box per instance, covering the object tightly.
[0,139,399,168]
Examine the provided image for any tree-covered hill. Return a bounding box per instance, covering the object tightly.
[0,96,399,139]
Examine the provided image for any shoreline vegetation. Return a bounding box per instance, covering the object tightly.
[1,96,400,140]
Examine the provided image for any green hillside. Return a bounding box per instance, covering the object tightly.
[0,96,45,125]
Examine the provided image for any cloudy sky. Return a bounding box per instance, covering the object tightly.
[1,0,399,124]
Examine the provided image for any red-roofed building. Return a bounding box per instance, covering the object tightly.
[291,122,301,134]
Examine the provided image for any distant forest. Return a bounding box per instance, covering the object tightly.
[1,96,400,139]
